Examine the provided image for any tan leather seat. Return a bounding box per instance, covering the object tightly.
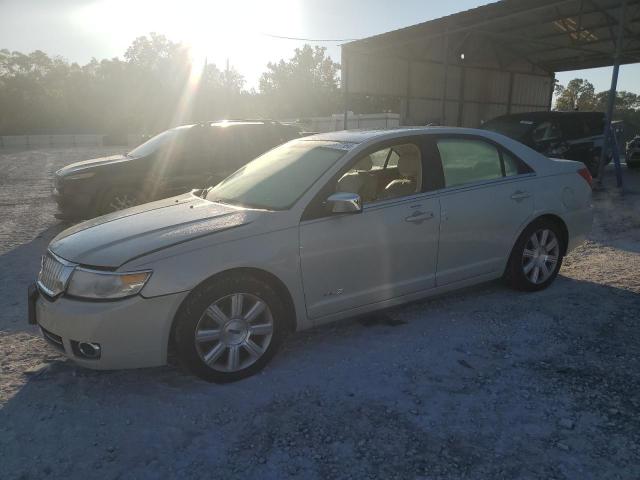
[337,155,375,200]
[384,146,422,198]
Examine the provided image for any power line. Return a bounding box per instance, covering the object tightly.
[260,32,359,42]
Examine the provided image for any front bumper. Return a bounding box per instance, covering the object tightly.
[34,290,189,370]
[53,186,94,219]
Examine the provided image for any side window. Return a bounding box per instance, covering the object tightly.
[561,118,588,140]
[368,148,390,169]
[203,129,245,175]
[503,151,520,177]
[532,121,562,143]
[437,139,502,187]
[386,149,400,168]
[335,143,422,204]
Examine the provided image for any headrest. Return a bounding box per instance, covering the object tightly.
[395,146,421,177]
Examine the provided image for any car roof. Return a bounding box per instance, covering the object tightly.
[301,127,494,144]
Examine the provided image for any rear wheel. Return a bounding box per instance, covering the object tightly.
[174,274,286,382]
[505,219,564,292]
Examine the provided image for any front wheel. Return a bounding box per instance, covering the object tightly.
[505,219,564,292]
[174,274,286,382]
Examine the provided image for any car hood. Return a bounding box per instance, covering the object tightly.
[56,154,132,176]
[49,194,261,267]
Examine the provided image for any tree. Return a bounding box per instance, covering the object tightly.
[554,78,596,111]
[259,45,341,118]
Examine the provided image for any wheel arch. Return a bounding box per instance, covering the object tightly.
[510,213,569,261]
[167,267,298,361]
[533,213,569,255]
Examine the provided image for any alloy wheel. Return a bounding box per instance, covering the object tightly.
[194,293,274,372]
[521,229,560,284]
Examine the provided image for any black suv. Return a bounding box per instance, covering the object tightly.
[481,111,607,176]
[627,135,640,169]
[54,120,301,219]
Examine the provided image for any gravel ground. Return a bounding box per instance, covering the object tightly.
[1,147,639,480]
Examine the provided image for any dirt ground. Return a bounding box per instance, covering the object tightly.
[1,147,639,480]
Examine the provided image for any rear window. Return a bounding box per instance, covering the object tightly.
[583,114,604,136]
[481,117,533,141]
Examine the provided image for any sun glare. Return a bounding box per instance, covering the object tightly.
[73,0,302,72]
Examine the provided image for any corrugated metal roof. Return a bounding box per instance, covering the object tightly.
[343,0,640,72]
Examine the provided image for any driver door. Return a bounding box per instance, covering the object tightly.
[299,137,442,320]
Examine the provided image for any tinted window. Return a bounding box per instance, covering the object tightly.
[583,114,604,136]
[481,117,533,141]
[532,121,562,142]
[561,117,588,140]
[437,139,502,187]
[129,128,184,158]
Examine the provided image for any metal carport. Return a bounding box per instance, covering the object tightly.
[341,0,639,129]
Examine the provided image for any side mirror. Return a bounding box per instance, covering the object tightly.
[326,192,362,214]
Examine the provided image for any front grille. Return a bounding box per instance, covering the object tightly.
[40,326,65,352]
[37,252,75,297]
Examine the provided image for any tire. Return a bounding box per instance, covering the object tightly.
[505,219,565,292]
[96,187,145,215]
[173,274,286,383]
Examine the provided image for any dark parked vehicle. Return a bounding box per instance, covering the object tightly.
[53,120,301,219]
[481,111,608,176]
[627,135,640,169]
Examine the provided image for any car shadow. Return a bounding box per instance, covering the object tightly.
[2,275,639,478]
[0,222,69,332]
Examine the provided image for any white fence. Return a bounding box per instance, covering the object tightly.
[296,113,400,133]
[0,134,105,148]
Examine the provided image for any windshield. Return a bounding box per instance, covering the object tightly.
[128,128,183,157]
[206,140,352,210]
[481,118,535,141]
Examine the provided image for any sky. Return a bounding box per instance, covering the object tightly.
[1,0,638,93]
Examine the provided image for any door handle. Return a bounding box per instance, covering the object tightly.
[510,190,531,201]
[405,210,434,223]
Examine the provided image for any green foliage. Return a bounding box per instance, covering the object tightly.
[554,78,596,111]
[259,45,341,118]
[0,36,347,135]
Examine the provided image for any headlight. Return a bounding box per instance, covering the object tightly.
[66,268,152,299]
[65,171,96,181]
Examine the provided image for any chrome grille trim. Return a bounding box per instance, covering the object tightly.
[37,251,76,298]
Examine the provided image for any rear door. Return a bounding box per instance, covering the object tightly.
[434,135,535,285]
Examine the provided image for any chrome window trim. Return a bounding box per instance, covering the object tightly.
[437,172,537,196]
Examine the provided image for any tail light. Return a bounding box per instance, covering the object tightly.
[577,167,593,188]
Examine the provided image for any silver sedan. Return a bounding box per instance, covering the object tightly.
[31,128,593,382]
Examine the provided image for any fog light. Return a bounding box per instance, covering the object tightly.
[71,340,101,360]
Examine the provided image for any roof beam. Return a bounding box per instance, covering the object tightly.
[474,29,612,56]
[585,0,636,37]
[511,30,640,57]
[344,0,579,55]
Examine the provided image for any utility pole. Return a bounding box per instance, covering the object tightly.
[598,0,626,188]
